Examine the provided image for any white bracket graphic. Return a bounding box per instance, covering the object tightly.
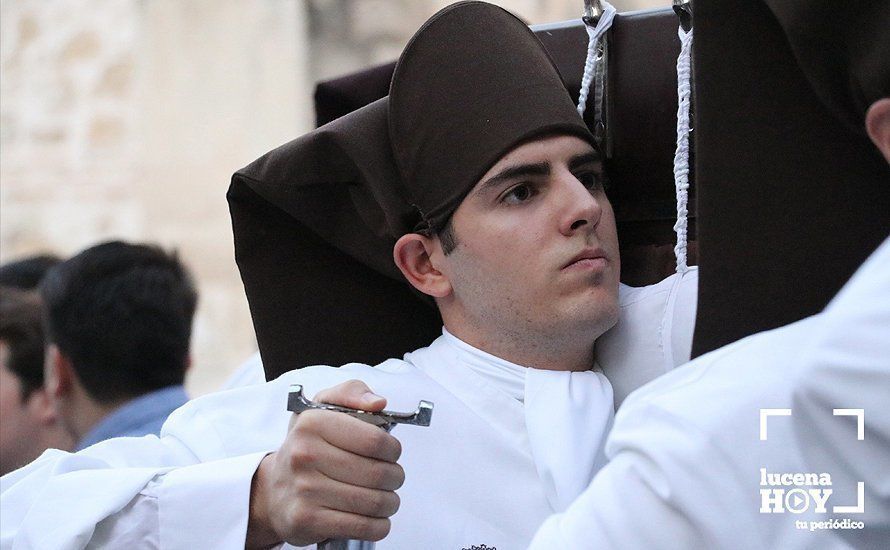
[833,409,865,440]
[760,408,792,441]
[833,482,865,514]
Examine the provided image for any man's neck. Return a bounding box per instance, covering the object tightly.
[443,323,596,372]
[41,422,75,454]
[64,391,125,443]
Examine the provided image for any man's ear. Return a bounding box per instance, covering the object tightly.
[865,98,890,164]
[44,344,74,400]
[393,233,452,298]
[26,386,59,426]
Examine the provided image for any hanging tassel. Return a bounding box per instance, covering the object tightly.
[672,24,693,274]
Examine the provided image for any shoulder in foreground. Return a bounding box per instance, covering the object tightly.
[617,314,827,431]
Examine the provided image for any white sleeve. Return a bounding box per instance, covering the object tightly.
[792,236,890,546]
[0,366,367,549]
[1,447,177,549]
[1,378,289,549]
[528,404,761,550]
[88,452,269,550]
[90,485,160,549]
[1,448,268,549]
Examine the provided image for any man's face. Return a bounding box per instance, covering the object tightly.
[436,135,620,357]
[0,341,42,475]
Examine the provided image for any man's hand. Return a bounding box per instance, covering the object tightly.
[247,380,404,548]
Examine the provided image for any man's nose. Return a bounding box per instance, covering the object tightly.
[556,172,603,236]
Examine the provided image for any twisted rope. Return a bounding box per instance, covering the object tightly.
[672,26,693,273]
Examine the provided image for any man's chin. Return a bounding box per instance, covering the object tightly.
[586,292,619,335]
[556,300,618,339]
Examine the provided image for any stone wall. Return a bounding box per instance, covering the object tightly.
[1,0,309,395]
[307,0,661,81]
[1,0,664,395]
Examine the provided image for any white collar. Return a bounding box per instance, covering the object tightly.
[422,328,614,512]
[440,328,528,402]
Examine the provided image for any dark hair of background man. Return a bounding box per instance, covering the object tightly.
[39,241,198,403]
[0,287,47,398]
[0,255,62,290]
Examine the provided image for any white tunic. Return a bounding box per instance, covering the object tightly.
[529,236,890,549]
[1,330,614,550]
[792,235,890,548]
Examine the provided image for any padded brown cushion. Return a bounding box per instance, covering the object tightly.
[691,0,890,356]
[229,181,441,379]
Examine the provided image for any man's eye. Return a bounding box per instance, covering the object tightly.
[502,183,536,204]
[576,171,605,191]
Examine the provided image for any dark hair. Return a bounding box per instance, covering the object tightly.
[0,254,62,290]
[437,217,459,255]
[416,217,459,255]
[0,287,46,399]
[39,241,198,403]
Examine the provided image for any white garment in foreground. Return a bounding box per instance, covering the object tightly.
[1,330,613,550]
[792,235,890,549]
[529,236,890,549]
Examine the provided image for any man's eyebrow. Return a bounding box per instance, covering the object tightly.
[478,162,550,194]
[568,152,602,171]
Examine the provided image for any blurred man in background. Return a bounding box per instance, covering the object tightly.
[0,255,62,290]
[0,287,73,475]
[39,240,198,450]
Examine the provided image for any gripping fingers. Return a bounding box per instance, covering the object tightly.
[316,445,405,491]
[313,379,387,411]
[297,409,402,462]
[306,475,401,518]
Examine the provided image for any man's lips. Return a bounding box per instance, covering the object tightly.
[562,248,608,270]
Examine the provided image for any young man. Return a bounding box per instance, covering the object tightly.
[39,240,197,449]
[2,4,620,548]
[0,288,73,475]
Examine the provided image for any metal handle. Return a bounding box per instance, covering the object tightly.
[317,539,375,550]
[287,385,433,430]
[286,385,434,550]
